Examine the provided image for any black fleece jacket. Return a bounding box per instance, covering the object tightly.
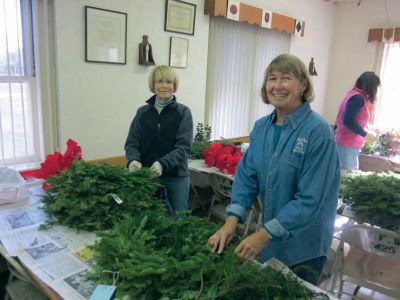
[125,95,193,177]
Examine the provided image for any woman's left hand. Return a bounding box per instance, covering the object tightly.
[234,228,271,261]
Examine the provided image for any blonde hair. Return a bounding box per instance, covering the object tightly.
[148,65,179,93]
[260,54,315,104]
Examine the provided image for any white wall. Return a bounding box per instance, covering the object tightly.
[53,0,209,159]
[52,0,335,159]
[244,0,336,115]
[324,0,400,124]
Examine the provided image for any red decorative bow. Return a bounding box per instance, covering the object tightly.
[202,142,242,175]
[20,138,82,181]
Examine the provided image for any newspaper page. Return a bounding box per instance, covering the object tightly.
[17,241,96,300]
[0,201,48,234]
[0,182,100,299]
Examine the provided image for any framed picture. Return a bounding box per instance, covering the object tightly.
[169,37,188,68]
[85,6,127,64]
[164,0,196,36]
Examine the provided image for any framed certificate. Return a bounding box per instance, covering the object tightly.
[169,37,188,68]
[85,6,127,64]
[164,0,196,36]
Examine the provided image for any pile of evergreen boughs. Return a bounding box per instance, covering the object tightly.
[92,211,313,299]
[42,161,321,299]
[41,161,164,231]
[341,172,400,233]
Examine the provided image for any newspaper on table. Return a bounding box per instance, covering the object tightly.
[0,180,100,300]
[17,240,97,299]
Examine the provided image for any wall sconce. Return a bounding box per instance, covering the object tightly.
[139,35,155,66]
[308,57,318,76]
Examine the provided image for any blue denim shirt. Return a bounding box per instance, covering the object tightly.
[227,102,340,266]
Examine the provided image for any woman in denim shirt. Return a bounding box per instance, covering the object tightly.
[208,54,340,285]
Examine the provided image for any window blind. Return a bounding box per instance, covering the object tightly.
[205,17,290,139]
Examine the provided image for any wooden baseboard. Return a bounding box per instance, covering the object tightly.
[87,155,127,167]
[227,136,249,143]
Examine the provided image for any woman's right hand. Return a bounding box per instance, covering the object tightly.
[128,160,142,172]
[208,216,238,254]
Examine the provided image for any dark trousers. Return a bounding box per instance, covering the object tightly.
[290,256,327,285]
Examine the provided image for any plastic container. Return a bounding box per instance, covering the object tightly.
[0,167,29,205]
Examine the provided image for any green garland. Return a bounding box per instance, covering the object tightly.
[41,161,164,231]
[191,141,212,159]
[92,211,313,299]
[341,172,400,233]
[41,161,321,299]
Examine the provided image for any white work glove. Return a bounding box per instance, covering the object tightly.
[128,160,142,173]
[150,161,163,178]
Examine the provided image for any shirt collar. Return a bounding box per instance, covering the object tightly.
[268,102,311,130]
[146,95,176,106]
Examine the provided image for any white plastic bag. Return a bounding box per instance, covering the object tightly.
[0,167,29,205]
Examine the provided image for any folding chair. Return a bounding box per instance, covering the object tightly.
[189,169,213,215]
[208,172,263,236]
[329,224,400,299]
[207,172,233,222]
[244,196,263,235]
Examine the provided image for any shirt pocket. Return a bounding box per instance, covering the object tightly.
[279,154,304,187]
[282,154,303,169]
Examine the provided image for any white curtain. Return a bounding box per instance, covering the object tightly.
[374,43,400,130]
[205,17,290,140]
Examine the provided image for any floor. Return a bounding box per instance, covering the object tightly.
[317,215,399,300]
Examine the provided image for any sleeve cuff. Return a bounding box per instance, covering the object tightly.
[226,203,247,224]
[264,218,289,240]
[227,212,243,224]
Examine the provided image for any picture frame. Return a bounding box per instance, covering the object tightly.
[169,37,188,68]
[85,6,127,64]
[164,0,196,36]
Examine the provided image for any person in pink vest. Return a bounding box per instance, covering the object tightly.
[335,72,380,171]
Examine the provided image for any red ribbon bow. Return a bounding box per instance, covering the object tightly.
[202,142,242,175]
[20,138,82,181]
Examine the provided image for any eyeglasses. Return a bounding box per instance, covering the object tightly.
[156,79,173,85]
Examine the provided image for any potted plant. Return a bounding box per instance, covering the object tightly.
[360,129,400,172]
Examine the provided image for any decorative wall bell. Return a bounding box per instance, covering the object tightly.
[139,35,155,66]
[308,57,318,76]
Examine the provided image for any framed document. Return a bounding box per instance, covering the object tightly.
[85,6,127,64]
[164,0,196,36]
[169,37,188,68]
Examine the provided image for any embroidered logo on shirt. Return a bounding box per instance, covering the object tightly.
[293,137,308,154]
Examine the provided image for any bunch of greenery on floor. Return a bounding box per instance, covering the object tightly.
[92,211,313,299]
[192,122,212,159]
[41,161,164,231]
[341,172,400,233]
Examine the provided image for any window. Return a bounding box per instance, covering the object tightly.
[205,17,290,139]
[0,0,40,168]
[0,0,56,170]
[374,43,400,130]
